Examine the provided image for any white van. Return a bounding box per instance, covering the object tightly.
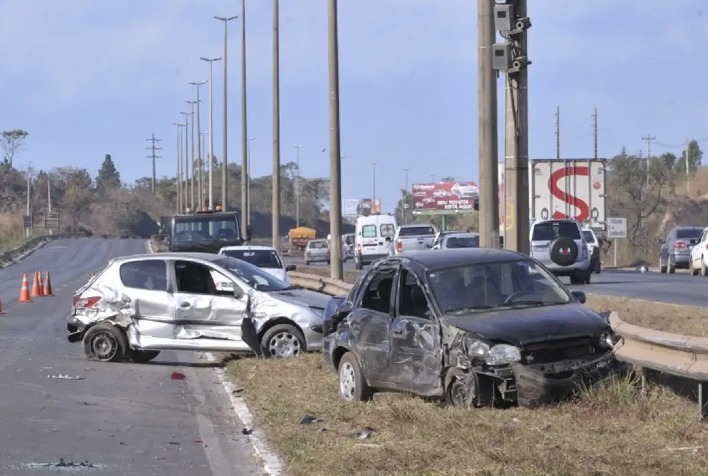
[354,214,397,270]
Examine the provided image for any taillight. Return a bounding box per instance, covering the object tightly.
[396,240,403,252]
[75,296,101,309]
[674,241,687,249]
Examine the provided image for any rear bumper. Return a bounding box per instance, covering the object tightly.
[357,253,389,264]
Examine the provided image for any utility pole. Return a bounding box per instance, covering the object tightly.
[271,0,281,250]
[294,144,303,227]
[403,168,411,224]
[172,123,185,213]
[201,56,222,210]
[215,14,238,210]
[372,162,378,211]
[327,0,343,280]
[493,0,531,254]
[592,107,598,159]
[184,100,197,210]
[478,0,499,249]
[240,0,249,236]
[641,134,655,187]
[555,106,560,161]
[26,161,32,238]
[145,133,162,195]
[684,139,690,196]
[247,137,254,226]
[189,80,207,209]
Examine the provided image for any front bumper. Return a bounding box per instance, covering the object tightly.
[477,352,627,408]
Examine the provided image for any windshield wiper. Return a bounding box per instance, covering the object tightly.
[444,305,495,313]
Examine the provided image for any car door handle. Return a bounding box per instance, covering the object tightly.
[179,302,191,309]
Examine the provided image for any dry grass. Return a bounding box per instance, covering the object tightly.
[0,212,24,251]
[229,353,708,476]
[587,294,708,337]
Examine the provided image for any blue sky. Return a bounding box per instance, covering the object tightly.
[1,0,707,213]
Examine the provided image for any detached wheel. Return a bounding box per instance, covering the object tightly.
[338,352,373,401]
[83,323,128,362]
[260,324,306,358]
[128,349,161,363]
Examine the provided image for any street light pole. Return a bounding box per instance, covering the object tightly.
[240,0,249,236]
[180,110,194,211]
[172,122,186,213]
[215,15,238,210]
[189,80,207,209]
[271,0,281,250]
[372,161,378,212]
[403,167,411,223]
[201,56,222,210]
[294,144,303,227]
[185,100,197,210]
[247,137,254,226]
[327,0,343,279]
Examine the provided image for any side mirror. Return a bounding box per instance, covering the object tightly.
[571,290,586,304]
[285,264,296,272]
[233,286,244,300]
[332,301,353,321]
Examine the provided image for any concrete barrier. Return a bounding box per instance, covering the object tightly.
[0,233,88,268]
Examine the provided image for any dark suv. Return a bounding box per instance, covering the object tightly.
[659,226,704,273]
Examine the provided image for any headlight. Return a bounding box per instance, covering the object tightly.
[309,306,324,317]
[485,344,522,365]
[600,331,620,349]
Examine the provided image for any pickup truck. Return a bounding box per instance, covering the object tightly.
[393,224,437,255]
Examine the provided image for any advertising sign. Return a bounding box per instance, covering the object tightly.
[358,199,381,216]
[411,181,479,214]
[606,217,627,239]
[342,199,359,217]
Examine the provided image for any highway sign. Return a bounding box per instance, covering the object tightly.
[606,217,627,239]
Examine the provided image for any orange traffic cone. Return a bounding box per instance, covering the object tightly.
[31,271,42,298]
[43,271,53,297]
[19,273,31,303]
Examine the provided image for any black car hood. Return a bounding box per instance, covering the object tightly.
[440,303,608,347]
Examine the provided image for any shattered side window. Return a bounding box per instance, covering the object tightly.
[398,269,431,319]
[119,260,167,291]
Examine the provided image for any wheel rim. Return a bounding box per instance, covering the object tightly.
[339,362,356,400]
[449,373,476,407]
[92,332,118,360]
[268,331,301,358]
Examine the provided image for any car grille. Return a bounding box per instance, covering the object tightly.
[521,337,599,365]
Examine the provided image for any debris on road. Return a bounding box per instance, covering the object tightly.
[23,458,102,470]
[299,415,324,425]
[47,374,86,380]
[170,371,186,380]
[242,427,253,435]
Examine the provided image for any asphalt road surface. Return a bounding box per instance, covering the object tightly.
[0,238,262,476]
[286,254,706,307]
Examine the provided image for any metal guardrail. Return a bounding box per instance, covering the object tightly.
[291,269,708,420]
[0,232,88,268]
[610,313,708,418]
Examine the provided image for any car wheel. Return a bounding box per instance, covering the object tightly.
[668,259,676,274]
[690,259,699,276]
[304,260,310,266]
[260,324,306,358]
[702,259,708,277]
[594,259,602,274]
[659,257,667,274]
[128,349,161,363]
[584,269,592,285]
[569,273,581,285]
[83,322,128,362]
[338,352,373,401]
[327,260,331,265]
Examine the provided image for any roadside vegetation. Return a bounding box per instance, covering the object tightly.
[229,352,708,476]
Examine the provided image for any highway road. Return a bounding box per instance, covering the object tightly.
[284,255,707,307]
[0,238,262,476]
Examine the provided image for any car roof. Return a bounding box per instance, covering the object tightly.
[111,252,228,264]
[387,248,527,271]
[220,245,276,251]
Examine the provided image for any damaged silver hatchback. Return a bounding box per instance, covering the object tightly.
[322,249,626,408]
[67,253,328,362]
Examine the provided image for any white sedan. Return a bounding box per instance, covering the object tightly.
[219,245,295,284]
[689,227,708,276]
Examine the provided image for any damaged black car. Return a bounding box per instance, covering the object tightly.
[322,248,626,408]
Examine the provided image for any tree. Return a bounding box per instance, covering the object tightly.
[96,154,121,190]
[675,139,703,175]
[1,129,29,167]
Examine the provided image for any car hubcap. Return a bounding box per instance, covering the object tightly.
[268,332,301,358]
[449,373,476,407]
[339,362,356,400]
[92,333,117,360]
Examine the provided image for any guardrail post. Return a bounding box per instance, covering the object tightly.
[699,382,708,420]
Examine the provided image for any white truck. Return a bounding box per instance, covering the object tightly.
[498,159,608,238]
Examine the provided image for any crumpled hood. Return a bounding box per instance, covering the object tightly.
[267,288,329,309]
[441,303,609,347]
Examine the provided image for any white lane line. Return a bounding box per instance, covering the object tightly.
[146,239,284,475]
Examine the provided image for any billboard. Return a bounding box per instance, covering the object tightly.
[411,181,479,214]
[342,199,359,217]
